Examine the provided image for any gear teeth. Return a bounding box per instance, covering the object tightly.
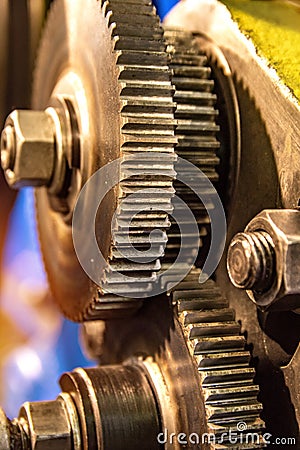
[119,65,173,82]
[187,322,241,338]
[112,23,164,39]
[172,65,212,78]
[182,308,236,325]
[196,351,251,370]
[204,385,260,404]
[193,335,246,354]
[172,77,214,91]
[162,29,221,266]
[172,270,266,447]
[84,1,178,319]
[175,89,217,105]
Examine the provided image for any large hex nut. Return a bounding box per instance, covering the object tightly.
[246,209,300,308]
[18,399,72,450]
[1,110,55,188]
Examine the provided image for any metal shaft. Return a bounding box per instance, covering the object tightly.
[0,364,161,450]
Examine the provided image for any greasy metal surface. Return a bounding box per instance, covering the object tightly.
[61,365,161,450]
[33,0,122,320]
[97,294,208,450]
[165,0,300,445]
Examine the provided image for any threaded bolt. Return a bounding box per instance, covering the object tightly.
[227,231,275,292]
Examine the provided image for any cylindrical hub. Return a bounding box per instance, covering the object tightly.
[60,365,161,450]
[0,364,161,450]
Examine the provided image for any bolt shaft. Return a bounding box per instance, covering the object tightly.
[227,231,275,292]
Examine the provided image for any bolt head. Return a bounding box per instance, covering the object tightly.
[1,110,55,189]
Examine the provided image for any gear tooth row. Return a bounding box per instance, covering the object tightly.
[162,29,221,265]
[86,0,179,314]
[172,270,265,445]
[85,294,142,321]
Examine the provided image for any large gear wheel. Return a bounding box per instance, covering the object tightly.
[33,0,177,321]
[84,268,266,449]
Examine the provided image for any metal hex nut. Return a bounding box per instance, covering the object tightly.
[246,209,300,308]
[2,110,55,188]
[19,399,72,450]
